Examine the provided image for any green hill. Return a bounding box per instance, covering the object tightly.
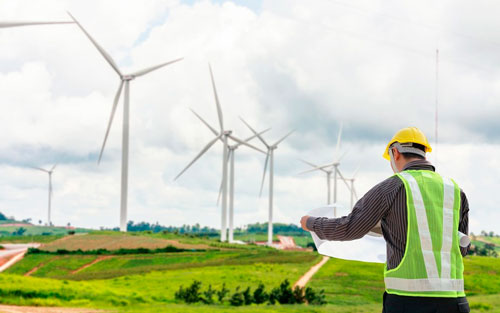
[0,231,499,312]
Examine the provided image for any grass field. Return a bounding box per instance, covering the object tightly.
[1,232,499,312]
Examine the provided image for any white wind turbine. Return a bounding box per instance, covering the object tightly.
[344,167,360,210]
[240,118,294,246]
[215,128,270,243]
[298,159,334,205]
[297,124,349,217]
[0,21,73,28]
[31,164,57,226]
[174,65,265,242]
[68,12,183,232]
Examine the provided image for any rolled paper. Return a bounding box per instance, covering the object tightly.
[458,232,470,248]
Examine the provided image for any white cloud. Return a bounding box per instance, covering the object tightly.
[0,0,498,234]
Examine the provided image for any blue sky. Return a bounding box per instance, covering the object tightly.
[0,0,499,234]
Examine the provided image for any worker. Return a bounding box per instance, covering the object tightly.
[300,127,470,313]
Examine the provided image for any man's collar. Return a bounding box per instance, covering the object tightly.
[402,159,435,172]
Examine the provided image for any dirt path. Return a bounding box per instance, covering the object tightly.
[0,305,106,313]
[72,256,111,274]
[24,262,43,276]
[293,256,330,288]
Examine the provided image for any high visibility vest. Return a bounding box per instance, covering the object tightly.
[384,170,465,298]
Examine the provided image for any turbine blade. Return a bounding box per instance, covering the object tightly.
[228,134,266,154]
[50,164,58,172]
[129,58,183,78]
[30,166,49,173]
[299,159,330,173]
[98,81,124,164]
[239,117,269,148]
[67,12,122,77]
[273,129,294,146]
[338,149,349,163]
[299,159,319,168]
[259,153,270,197]
[336,167,351,192]
[352,186,359,200]
[190,108,219,137]
[174,135,221,181]
[352,166,360,179]
[298,162,335,175]
[234,128,270,149]
[208,64,224,132]
[335,122,343,159]
[0,21,73,28]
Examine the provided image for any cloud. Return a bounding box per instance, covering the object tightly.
[0,0,498,234]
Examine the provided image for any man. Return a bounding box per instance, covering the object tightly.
[300,127,470,313]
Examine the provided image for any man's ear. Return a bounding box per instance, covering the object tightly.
[392,147,401,161]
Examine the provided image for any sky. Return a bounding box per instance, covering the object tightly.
[0,0,499,234]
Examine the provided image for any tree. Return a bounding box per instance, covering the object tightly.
[253,283,268,304]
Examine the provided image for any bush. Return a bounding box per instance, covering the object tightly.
[201,285,215,304]
[216,283,229,303]
[242,287,253,305]
[253,283,268,304]
[229,287,244,306]
[305,287,326,305]
[175,280,326,306]
[174,280,202,303]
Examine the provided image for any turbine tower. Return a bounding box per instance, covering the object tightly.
[216,128,270,242]
[31,165,57,226]
[344,167,360,210]
[175,65,265,242]
[68,12,183,232]
[240,118,294,246]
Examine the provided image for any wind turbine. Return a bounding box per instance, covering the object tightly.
[298,159,334,205]
[68,12,182,232]
[240,118,294,246]
[297,124,349,217]
[0,21,73,28]
[174,65,265,242]
[215,128,270,243]
[344,167,360,210]
[31,165,57,226]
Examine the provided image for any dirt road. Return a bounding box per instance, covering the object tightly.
[293,255,329,288]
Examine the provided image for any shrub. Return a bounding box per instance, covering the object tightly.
[253,283,268,304]
[305,287,326,305]
[293,286,306,304]
[242,287,253,305]
[201,284,215,304]
[216,283,229,303]
[175,280,202,303]
[229,287,244,306]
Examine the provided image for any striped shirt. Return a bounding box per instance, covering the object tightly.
[306,160,470,270]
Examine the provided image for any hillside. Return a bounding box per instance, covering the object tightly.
[0,232,499,312]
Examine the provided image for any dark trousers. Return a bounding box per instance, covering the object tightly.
[382,292,470,313]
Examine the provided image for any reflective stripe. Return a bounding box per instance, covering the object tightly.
[385,277,464,292]
[441,178,455,279]
[400,172,439,279]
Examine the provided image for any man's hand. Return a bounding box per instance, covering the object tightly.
[300,215,311,231]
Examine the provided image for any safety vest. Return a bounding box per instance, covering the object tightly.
[384,170,465,298]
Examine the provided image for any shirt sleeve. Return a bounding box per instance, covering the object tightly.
[307,177,396,241]
[459,190,470,257]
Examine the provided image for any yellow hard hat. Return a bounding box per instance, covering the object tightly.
[383,127,432,160]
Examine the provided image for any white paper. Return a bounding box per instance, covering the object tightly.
[308,205,386,263]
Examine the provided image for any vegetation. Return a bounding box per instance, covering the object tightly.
[175,279,325,306]
[28,245,192,255]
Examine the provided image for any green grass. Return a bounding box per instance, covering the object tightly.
[0,234,65,243]
[0,225,88,237]
[9,249,319,281]
[1,232,499,312]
